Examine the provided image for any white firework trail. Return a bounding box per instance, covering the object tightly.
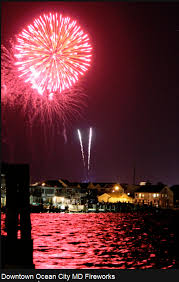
[77,129,85,169]
[88,127,92,171]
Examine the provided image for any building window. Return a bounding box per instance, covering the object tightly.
[153,193,156,198]
[139,193,141,198]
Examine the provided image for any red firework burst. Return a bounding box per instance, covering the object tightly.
[14,13,92,97]
[1,42,87,128]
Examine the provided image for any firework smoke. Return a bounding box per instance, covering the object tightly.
[1,41,88,144]
[2,12,92,143]
[62,119,67,144]
[2,14,93,159]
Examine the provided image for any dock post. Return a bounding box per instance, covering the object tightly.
[1,163,34,269]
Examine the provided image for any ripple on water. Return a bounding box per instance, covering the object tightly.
[1,212,177,269]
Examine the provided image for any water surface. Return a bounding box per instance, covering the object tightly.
[1,212,177,269]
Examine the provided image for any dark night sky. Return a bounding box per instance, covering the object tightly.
[1,1,179,185]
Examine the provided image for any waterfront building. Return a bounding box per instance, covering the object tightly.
[169,185,179,207]
[122,184,140,198]
[1,174,6,207]
[134,184,174,208]
[29,181,122,206]
[25,180,179,210]
[29,180,89,210]
[88,182,123,195]
[98,192,133,203]
[29,179,66,205]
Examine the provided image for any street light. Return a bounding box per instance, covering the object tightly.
[53,196,57,206]
[114,185,120,191]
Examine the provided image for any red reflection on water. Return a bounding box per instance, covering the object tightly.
[1,212,177,269]
[1,213,6,236]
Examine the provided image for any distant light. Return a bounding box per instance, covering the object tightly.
[31,182,39,186]
[140,182,146,186]
[42,182,45,186]
[114,185,119,191]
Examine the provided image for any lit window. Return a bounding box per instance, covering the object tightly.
[139,193,141,198]
[157,194,159,197]
[153,193,156,198]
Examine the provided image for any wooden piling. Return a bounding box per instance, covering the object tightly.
[1,163,34,269]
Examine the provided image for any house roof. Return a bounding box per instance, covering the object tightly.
[136,184,165,193]
[39,180,65,188]
[59,179,71,186]
[98,192,133,203]
[92,183,117,188]
[79,183,89,189]
[68,182,81,188]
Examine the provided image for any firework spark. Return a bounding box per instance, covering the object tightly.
[1,42,87,127]
[88,127,92,171]
[1,13,92,145]
[77,129,85,169]
[14,13,92,97]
